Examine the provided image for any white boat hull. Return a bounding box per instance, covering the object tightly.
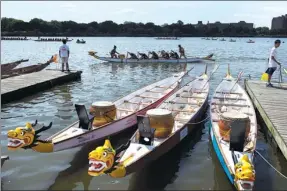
[209,75,257,190]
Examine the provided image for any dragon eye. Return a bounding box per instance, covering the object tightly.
[20,131,25,136]
[103,151,107,157]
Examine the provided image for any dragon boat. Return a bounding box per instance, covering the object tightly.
[209,65,257,190]
[88,51,215,64]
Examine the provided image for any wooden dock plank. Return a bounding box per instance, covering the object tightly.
[1,70,82,104]
[245,80,287,160]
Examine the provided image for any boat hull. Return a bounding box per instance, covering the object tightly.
[52,97,170,152]
[1,63,50,79]
[96,57,206,64]
[209,75,257,191]
[1,59,29,74]
[125,98,208,174]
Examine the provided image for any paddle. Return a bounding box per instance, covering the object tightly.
[228,70,244,93]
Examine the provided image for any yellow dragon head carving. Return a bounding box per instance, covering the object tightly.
[88,139,131,178]
[234,154,255,182]
[7,120,53,153]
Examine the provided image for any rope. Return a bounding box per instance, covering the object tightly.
[255,149,287,179]
[187,115,210,125]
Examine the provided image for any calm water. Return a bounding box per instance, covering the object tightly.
[1,37,287,190]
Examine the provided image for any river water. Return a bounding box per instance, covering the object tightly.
[1,37,287,190]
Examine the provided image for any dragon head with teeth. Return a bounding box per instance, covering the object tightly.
[88,139,131,178]
[7,120,54,153]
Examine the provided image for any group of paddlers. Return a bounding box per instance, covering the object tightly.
[37,37,69,41]
[110,45,187,60]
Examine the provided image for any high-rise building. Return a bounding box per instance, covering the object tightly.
[271,15,287,30]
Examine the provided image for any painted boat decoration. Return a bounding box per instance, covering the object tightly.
[209,65,257,190]
[7,69,192,153]
[88,51,215,63]
[2,55,58,79]
[87,66,210,178]
[1,59,29,74]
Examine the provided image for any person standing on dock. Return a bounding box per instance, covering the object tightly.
[59,39,70,72]
[178,45,186,59]
[266,39,281,87]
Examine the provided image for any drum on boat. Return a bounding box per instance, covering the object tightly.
[218,112,250,141]
[89,101,117,127]
[118,54,125,59]
[147,109,174,138]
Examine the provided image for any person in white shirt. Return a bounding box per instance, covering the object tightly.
[265,39,281,87]
[59,39,70,72]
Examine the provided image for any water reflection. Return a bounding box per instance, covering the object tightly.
[48,126,136,190]
[128,115,207,191]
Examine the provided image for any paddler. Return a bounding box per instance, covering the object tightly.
[265,39,282,87]
[138,52,149,59]
[178,45,186,59]
[148,51,159,59]
[160,50,170,59]
[110,45,119,58]
[170,50,179,59]
[127,52,138,59]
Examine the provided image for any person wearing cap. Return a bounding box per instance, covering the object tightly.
[265,39,281,87]
[178,45,186,59]
[110,45,119,58]
[59,39,70,72]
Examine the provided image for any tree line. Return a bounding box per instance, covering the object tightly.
[1,17,286,37]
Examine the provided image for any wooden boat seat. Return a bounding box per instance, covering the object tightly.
[182,90,208,94]
[179,95,205,99]
[137,115,155,146]
[124,100,151,105]
[164,101,201,106]
[146,90,164,93]
[155,85,169,88]
[75,104,94,130]
[215,91,243,95]
[53,127,88,142]
[211,102,250,107]
[135,95,159,99]
[212,96,246,101]
[117,108,135,112]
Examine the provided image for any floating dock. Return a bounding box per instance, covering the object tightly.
[245,80,287,160]
[1,69,82,104]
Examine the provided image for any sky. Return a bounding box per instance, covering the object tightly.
[1,1,287,28]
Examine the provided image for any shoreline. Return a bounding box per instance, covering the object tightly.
[1,34,287,38]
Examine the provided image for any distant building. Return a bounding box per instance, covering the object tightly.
[192,21,253,31]
[271,15,287,30]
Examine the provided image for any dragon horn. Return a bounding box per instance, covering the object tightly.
[32,120,38,127]
[35,122,52,134]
